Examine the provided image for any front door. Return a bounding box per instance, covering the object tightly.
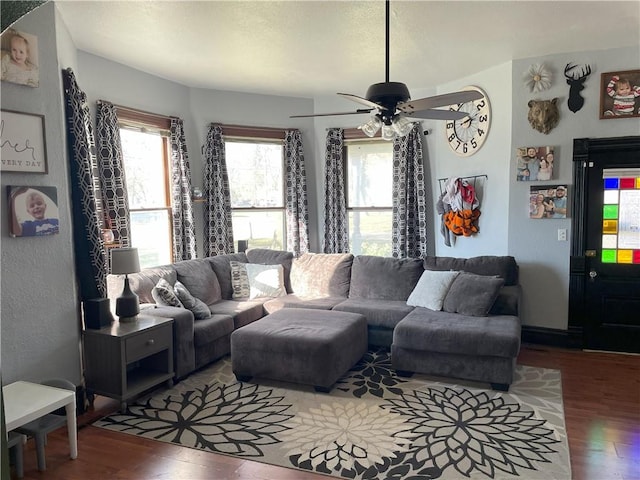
[570,136,640,353]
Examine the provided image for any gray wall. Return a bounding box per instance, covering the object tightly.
[1,3,638,385]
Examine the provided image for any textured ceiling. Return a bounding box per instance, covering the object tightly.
[54,0,640,98]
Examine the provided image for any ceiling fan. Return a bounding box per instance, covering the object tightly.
[291,0,484,139]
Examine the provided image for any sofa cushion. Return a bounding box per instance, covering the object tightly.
[174,281,211,320]
[489,285,521,316]
[151,278,183,308]
[442,272,504,317]
[333,298,414,330]
[208,299,266,329]
[349,255,423,301]
[263,295,346,314]
[174,258,221,305]
[423,255,518,286]
[246,248,294,293]
[394,308,521,358]
[245,263,287,299]
[207,253,248,300]
[290,253,353,298]
[230,261,251,298]
[407,270,460,310]
[193,314,234,347]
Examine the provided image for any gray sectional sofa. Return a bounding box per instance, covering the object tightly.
[107,248,521,390]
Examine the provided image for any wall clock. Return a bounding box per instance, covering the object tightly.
[445,86,491,156]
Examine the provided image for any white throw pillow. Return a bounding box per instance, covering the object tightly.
[406,270,460,310]
[244,263,286,299]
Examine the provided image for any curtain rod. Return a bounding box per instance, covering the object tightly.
[211,123,292,134]
[98,100,174,122]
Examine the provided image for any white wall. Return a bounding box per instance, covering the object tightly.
[1,3,81,384]
[509,46,640,330]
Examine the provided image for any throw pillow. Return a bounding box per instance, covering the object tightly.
[151,278,184,308]
[174,281,211,320]
[442,272,504,317]
[245,263,286,299]
[230,261,250,299]
[406,270,460,310]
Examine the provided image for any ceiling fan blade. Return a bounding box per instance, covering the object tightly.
[397,90,484,113]
[337,93,388,111]
[290,108,374,119]
[402,109,468,120]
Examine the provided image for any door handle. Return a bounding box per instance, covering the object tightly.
[589,270,598,280]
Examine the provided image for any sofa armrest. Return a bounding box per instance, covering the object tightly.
[145,306,196,380]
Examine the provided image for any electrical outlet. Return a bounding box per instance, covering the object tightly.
[557,229,567,241]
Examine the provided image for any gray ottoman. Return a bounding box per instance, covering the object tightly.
[230,308,367,392]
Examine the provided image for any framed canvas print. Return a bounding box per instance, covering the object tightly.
[516,146,555,181]
[529,185,568,219]
[0,109,47,173]
[599,69,640,119]
[7,186,59,237]
[0,28,39,87]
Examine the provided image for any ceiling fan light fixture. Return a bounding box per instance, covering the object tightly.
[381,124,396,141]
[392,116,414,136]
[359,116,382,137]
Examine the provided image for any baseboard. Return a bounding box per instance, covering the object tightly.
[521,326,574,348]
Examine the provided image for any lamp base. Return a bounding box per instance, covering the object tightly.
[118,315,138,323]
[115,277,139,319]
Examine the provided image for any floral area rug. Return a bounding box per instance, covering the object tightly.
[94,350,571,479]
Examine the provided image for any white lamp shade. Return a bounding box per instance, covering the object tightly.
[359,117,382,137]
[381,124,395,141]
[110,248,140,275]
[392,116,414,136]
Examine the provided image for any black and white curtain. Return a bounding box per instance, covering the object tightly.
[96,101,131,247]
[391,124,427,259]
[203,124,234,256]
[62,68,108,300]
[284,130,309,256]
[323,128,349,253]
[170,118,197,261]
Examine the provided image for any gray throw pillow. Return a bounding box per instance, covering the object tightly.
[151,278,184,308]
[174,281,211,320]
[442,272,504,317]
[230,261,250,298]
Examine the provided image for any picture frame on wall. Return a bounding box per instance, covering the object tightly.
[529,185,568,219]
[599,69,640,119]
[0,28,40,87]
[0,109,48,173]
[7,185,60,237]
[515,146,555,181]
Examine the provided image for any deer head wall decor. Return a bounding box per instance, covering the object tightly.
[565,63,592,113]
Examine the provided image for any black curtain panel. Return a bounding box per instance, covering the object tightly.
[284,129,310,256]
[323,128,349,253]
[62,68,107,299]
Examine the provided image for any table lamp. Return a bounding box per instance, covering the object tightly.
[111,247,140,322]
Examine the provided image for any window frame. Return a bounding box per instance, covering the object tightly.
[116,106,174,265]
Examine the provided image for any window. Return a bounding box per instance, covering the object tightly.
[225,135,285,250]
[346,140,393,256]
[118,109,173,269]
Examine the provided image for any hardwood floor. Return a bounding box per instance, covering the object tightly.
[9,345,640,480]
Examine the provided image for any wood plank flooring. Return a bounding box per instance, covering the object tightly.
[9,345,640,480]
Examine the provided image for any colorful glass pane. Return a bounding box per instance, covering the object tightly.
[636,178,640,189]
[603,205,618,219]
[603,190,619,204]
[618,250,633,264]
[620,177,635,189]
[604,178,619,189]
[634,250,640,264]
[602,249,617,263]
[602,219,618,234]
[602,235,617,249]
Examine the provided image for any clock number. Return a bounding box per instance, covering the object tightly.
[462,143,468,153]
[448,133,456,142]
[478,129,485,136]
[456,140,461,149]
[446,122,454,129]
[471,139,477,149]
[476,100,486,110]
[479,114,488,122]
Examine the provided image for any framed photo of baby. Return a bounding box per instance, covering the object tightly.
[7,186,60,237]
[0,28,39,87]
[515,146,555,181]
[599,70,640,119]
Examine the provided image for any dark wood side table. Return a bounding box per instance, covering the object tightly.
[83,315,174,411]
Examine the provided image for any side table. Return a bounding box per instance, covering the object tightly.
[83,315,174,411]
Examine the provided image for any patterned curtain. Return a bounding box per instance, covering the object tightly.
[323,128,349,253]
[62,68,108,299]
[95,101,131,247]
[391,124,427,259]
[284,129,309,256]
[170,118,197,261]
[203,124,234,256]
